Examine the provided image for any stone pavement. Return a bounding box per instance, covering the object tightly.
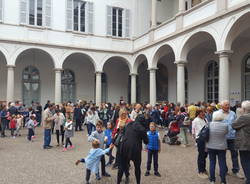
[0,127,245,184]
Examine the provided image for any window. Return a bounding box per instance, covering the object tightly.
[0,0,3,22]
[73,0,86,32]
[185,0,192,10]
[66,0,93,33]
[20,0,51,27]
[107,6,130,38]
[61,69,76,103]
[206,61,219,103]
[22,66,40,106]
[244,56,250,99]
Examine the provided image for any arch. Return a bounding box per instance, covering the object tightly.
[132,54,148,74]
[13,47,56,67]
[101,55,132,73]
[61,51,97,72]
[0,47,9,65]
[222,11,250,50]
[150,43,176,68]
[242,53,250,100]
[179,30,218,61]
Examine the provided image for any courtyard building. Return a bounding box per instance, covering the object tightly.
[0,0,249,106]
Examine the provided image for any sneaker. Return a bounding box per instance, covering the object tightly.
[145,171,150,176]
[210,182,215,184]
[62,148,67,152]
[232,172,244,179]
[96,175,101,180]
[102,172,111,177]
[198,173,209,179]
[69,145,75,149]
[154,172,161,177]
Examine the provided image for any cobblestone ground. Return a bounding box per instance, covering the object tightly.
[0,127,245,184]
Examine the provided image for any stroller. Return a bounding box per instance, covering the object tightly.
[162,120,181,145]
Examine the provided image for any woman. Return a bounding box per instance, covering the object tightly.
[53,110,65,146]
[86,107,99,136]
[207,111,228,184]
[192,109,208,179]
[112,108,131,169]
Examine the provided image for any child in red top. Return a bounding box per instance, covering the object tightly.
[9,115,17,138]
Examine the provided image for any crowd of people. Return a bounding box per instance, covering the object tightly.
[0,99,250,184]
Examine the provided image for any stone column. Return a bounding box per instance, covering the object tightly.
[151,0,157,28]
[54,68,62,105]
[130,73,137,104]
[6,65,15,103]
[216,50,233,102]
[95,72,102,107]
[179,0,185,13]
[176,61,186,105]
[149,68,157,105]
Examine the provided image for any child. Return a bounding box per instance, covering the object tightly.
[9,115,16,138]
[145,122,161,177]
[63,119,74,151]
[104,122,115,166]
[15,114,23,136]
[75,140,114,184]
[25,115,36,141]
[88,120,111,179]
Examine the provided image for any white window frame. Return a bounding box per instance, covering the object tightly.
[73,0,86,32]
[0,0,3,22]
[112,7,123,37]
[185,0,192,10]
[28,0,43,26]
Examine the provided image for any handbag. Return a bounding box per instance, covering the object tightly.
[197,125,209,142]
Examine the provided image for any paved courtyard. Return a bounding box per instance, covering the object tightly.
[0,127,245,184]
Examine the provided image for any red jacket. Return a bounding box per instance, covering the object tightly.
[9,119,16,129]
[112,119,132,138]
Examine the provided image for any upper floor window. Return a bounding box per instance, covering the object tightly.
[0,0,3,22]
[20,0,51,27]
[66,0,93,33]
[107,6,130,38]
[185,0,192,10]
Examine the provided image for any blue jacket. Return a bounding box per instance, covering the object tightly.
[147,131,160,150]
[218,109,236,139]
[80,148,110,174]
[0,110,8,119]
[151,109,161,124]
[104,129,112,146]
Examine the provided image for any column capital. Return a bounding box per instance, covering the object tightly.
[148,67,158,72]
[215,50,233,57]
[95,71,103,75]
[54,68,63,72]
[130,72,138,76]
[174,60,187,65]
[6,65,16,69]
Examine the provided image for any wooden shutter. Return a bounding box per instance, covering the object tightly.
[66,0,73,30]
[87,2,94,34]
[124,9,130,38]
[106,6,112,36]
[20,0,27,24]
[44,0,52,27]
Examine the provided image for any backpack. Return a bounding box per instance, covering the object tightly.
[197,125,209,142]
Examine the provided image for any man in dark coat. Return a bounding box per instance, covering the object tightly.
[117,114,149,184]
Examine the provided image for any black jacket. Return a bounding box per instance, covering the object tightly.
[120,115,148,161]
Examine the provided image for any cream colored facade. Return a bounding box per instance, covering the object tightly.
[0,0,249,106]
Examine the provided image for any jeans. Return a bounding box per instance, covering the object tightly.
[179,127,189,145]
[147,149,159,172]
[227,139,240,174]
[196,139,208,173]
[105,144,115,164]
[43,129,51,148]
[65,137,72,148]
[27,128,34,141]
[240,151,250,184]
[1,118,8,137]
[87,123,96,135]
[75,119,82,131]
[208,149,227,183]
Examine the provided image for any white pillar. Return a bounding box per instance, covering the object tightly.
[6,65,15,104]
[151,0,156,28]
[149,68,157,105]
[176,61,186,105]
[216,50,233,102]
[179,0,185,13]
[54,68,62,105]
[130,73,137,104]
[95,72,102,107]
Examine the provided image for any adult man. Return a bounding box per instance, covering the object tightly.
[232,100,250,184]
[219,100,243,179]
[74,104,83,131]
[43,104,55,149]
[0,105,8,137]
[117,115,148,184]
